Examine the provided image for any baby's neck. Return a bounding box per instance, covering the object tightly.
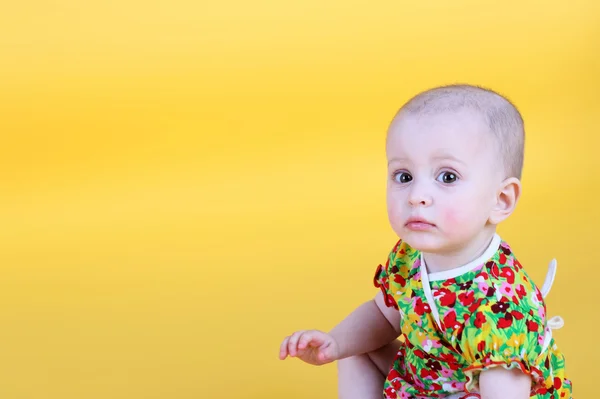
[421,230,497,274]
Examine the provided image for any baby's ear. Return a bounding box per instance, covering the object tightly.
[488,177,521,225]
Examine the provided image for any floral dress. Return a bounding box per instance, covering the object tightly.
[373,234,572,398]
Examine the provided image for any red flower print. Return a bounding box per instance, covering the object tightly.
[409,362,418,375]
[459,290,475,306]
[374,268,399,311]
[384,293,399,310]
[439,352,458,363]
[442,278,457,287]
[442,359,461,371]
[497,313,513,329]
[500,244,511,255]
[490,262,500,278]
[393,274,406,287]
[388,368,401,382]
[527,320,539,332]
[554,377,562,389]
[373,265,384,287]
[499,267,515,284]
[474,311,487,328]
[499,253,507,265]
[443,310,460,330]
[477,340,486,352]
[516,284,527,299]
[448,362,461,371]
[413,349,426,359]
[511,310,524,320]
[475,270,489,280]
[420,368,438,379]
[468,300,481,313]
[384,386,396,398]
[514,259,523,270]
[535,288,543,302]
[414,297,431,315]
[390,376,402,390]
[435,288,457,307]
[431,383,443,391]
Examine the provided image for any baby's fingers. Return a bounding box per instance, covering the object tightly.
[298,331,326,350]
[279,336,291,360]
[287,330,306,357]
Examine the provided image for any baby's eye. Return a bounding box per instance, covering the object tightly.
[394,172,413,184]
[437,171,458,184]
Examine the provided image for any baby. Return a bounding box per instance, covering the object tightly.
[279,85,571,399]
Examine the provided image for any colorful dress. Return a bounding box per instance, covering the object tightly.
[373,234,572,399]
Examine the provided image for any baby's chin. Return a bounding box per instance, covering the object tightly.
[399,231,448,253]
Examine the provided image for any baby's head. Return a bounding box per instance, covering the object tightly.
[386,84,525,256]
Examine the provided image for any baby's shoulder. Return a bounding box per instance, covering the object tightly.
[462,241,548,327]
[383,238,421,277]
[475,240,541,298]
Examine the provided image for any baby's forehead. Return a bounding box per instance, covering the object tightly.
[389,108,494,140]
[386,109,501,163]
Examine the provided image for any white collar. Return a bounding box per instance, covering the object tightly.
[424,234,502,282]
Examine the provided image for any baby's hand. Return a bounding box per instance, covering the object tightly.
[279,330,340,365]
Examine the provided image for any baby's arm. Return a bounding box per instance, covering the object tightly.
[479,367,531,399]
[279,291,401,365]
[330,290,401,359]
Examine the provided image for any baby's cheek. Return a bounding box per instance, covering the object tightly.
[441,207,466,229]
[386,203,405,231]
[387,205,401,225]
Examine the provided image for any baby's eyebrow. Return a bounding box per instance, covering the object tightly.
[387,155,467,166]
[387,157,410,166]
[431,154,467,165]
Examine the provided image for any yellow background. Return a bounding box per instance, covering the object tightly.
[1,1,597,398]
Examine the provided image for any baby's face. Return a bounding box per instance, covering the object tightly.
[386,109,503,254]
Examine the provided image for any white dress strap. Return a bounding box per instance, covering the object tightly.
[540,258,564,331]
[548,315,565,330]
[419,258,443,331]
[540,258,557,298]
